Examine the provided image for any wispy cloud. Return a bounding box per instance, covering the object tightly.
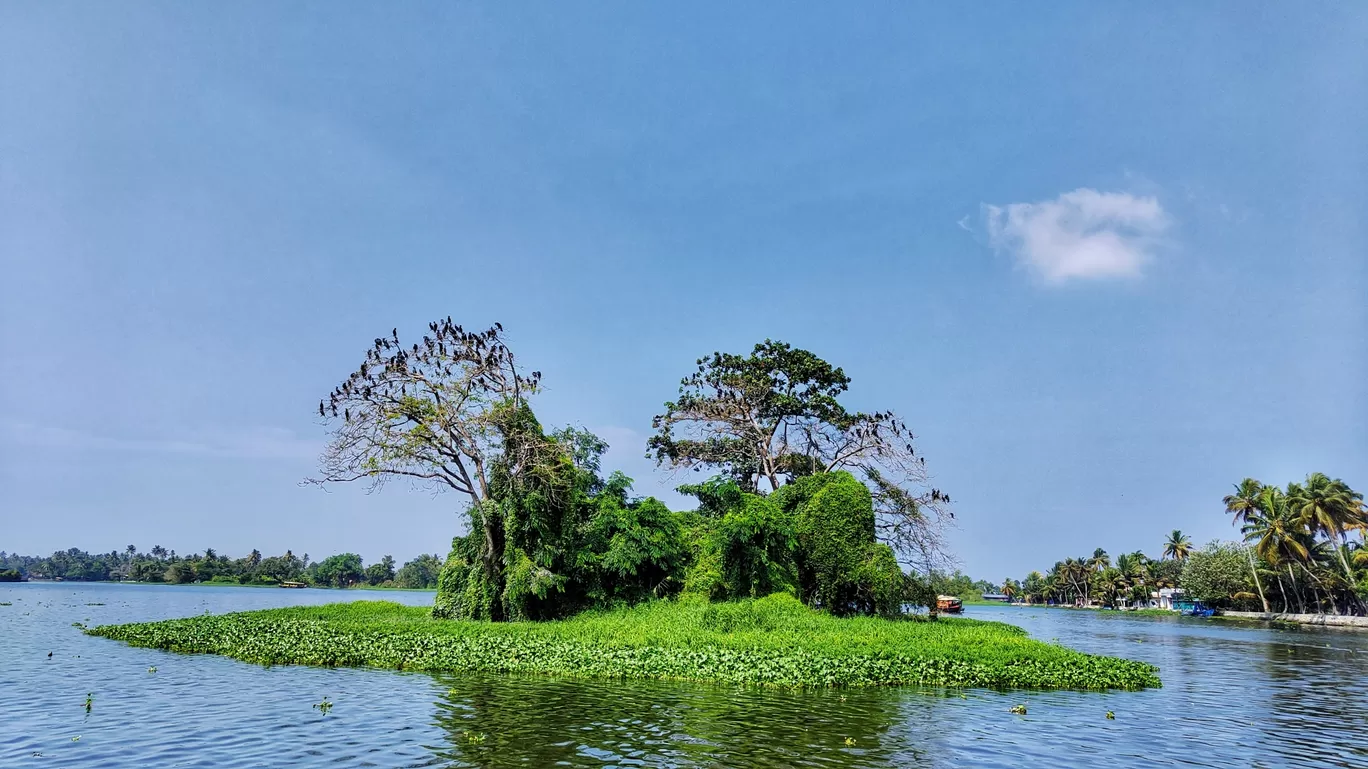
[981,188,1170,284]
[0,421,321,461]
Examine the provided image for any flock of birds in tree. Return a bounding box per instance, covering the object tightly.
[319,319,539,425]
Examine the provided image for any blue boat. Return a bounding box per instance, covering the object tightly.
[1173,598,1214,617]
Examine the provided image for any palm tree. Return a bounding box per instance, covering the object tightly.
[1288,473,1366,587]
[1242,486,1310,614]
[1001,579,1019,601]
[1162,530,1192,561]
[1224,478,1271,613]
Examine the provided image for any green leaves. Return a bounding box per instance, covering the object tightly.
[87,598,1160,692]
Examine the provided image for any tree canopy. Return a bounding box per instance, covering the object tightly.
[649,339,953,575]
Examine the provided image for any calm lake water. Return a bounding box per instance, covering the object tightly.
[3,582,1366,768]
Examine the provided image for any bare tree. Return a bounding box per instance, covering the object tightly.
[307,319,541,596]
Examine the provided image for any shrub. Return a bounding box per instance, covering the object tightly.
[853,544,907,619]
[792,472,875,614]
[712,493,797,599]
[579,496,688,605]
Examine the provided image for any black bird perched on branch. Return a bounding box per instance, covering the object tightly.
[318,402,325,418]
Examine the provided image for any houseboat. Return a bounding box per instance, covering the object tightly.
[279,580,308,589]
[936,595,964,614]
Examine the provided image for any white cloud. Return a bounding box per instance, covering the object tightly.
[981,188,1169,284]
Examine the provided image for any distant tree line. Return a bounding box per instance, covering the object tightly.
[999,473,1367,616]
[917,570,997,599]
[0,546,444,589]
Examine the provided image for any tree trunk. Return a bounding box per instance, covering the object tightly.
[1287,564,1305,614]
[1244,546,1270,613]
[1300,563,1336,615]
[1274,573,1289,614]
[1331,533,1364,614]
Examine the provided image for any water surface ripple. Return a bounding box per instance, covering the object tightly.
[3,582,1365,768]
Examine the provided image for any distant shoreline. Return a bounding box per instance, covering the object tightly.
[12,579,436,592]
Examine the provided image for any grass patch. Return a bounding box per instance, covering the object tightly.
[85,594,1159,691]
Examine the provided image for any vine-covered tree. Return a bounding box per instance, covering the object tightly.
[649,340,952,573]
[307,319,544,618]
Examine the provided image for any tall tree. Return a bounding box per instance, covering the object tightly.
[1162,531,1192,562]
[1223,478,1271,613]
[1288,473,1365,588]
[1242,486,1309,614]
[649,340,951,571]
[307,319,542,618]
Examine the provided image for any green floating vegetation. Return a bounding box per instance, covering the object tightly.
[86,595,1159,691]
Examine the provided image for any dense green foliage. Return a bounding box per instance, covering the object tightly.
[87,595,1159,691]
[312,553,365,588]
[1224,474,1367,614]
[428,411,921,622]
[1179,543,1253,604]
[394,554,444,589]
[645,339,954,578]
[0,547,442,589]
[432,422,692,621]
[927,570,999,600]
[672,473,911,617]
[0,569,21,582]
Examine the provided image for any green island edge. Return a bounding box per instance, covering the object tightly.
[85,594,1160,691]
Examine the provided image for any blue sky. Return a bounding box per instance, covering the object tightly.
[2,4,1364,579]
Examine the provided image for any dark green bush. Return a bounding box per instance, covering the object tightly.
[713,493,798,599]
[792,472,876,614]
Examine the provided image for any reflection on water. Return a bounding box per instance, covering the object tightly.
[431,674,910,768]
[3,582,1367,768]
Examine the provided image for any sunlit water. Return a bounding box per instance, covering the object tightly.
[3,582,1366,768]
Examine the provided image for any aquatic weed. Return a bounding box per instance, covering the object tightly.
[86,597,1161,692]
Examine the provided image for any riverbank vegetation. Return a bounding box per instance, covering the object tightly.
[0,547,444,589]
[999,474,1367,616]
[86,595,1159,691]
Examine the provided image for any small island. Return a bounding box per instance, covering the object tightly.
[86,595,1158,690]
[86,321,1160,692]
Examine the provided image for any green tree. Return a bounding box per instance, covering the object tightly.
[395,554,444,589]
[311,553,364,588]
[649,340,858,492]
[579,489,689,605]
[711,493,797,600]
[1180,541,1253,607]
[1242,486,1311,613]
[785,472,876,614]
[1223,478,1271,612]
[1288,473,1366,590]
[1162,531,1192,562]
[649,340,953,575]
[365,555,396,585]
[164,560,197,584]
